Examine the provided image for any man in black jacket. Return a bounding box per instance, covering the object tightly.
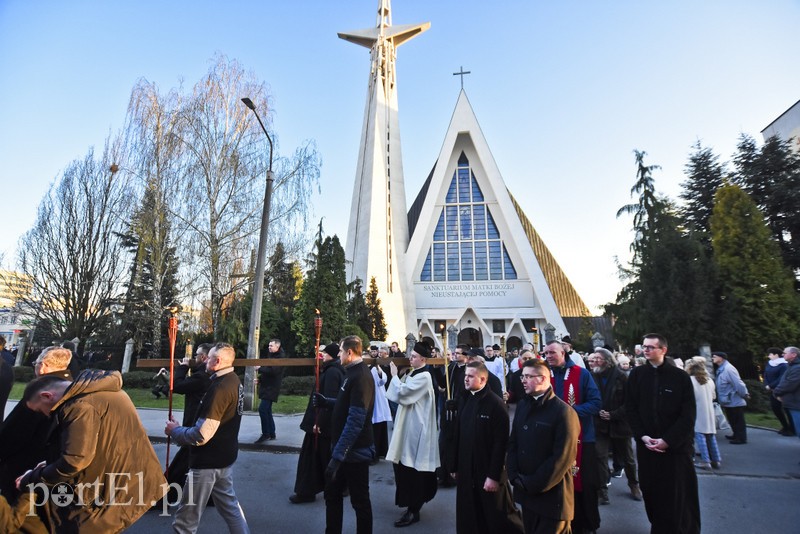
[591,348,640,503]
[290,342,345,504]
[166,342,250,533]
[625,333,699,534]
[317,335,375,534]
[0,347,73,499]
[448,361,523,534]
[508,358,579,534]
[255,339,285,443]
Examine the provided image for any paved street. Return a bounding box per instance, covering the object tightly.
[7,401,799,532]
[129,406,799,533]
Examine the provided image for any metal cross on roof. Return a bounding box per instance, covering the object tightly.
[453,66,471,89]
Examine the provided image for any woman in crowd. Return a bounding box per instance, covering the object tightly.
[685,357,721,470]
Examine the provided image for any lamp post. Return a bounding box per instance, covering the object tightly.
[241,97,274,411]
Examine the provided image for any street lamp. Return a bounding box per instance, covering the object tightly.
[241,97,274,411]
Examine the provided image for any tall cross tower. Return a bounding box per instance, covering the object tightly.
[339,1,429,343]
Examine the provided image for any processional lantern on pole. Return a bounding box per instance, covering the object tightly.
[313,309,323,449]
[314,309,323,394]
[165,310,179,471]
[440,322,450,401]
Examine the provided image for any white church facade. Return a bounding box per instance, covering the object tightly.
[341,1,591,351]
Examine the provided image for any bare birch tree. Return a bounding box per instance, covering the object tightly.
[174,55,321,335]
[121,80,186,352]
[17,139,132,341]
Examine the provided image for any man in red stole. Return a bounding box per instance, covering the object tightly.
[543,341,602,534]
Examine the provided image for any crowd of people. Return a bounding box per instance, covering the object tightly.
[0,333,798,534]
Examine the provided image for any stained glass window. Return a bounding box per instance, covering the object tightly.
[419,152,518,282]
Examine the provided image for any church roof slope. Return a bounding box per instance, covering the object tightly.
[508,192,591,317]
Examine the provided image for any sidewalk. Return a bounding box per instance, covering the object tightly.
[138,406,306,453]
[5,400,307,453]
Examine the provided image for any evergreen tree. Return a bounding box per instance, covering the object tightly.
[365,276,388,341]
[346,278,370,336]
[118,180,181,354]
[616,150,661,259]
[216,291,279,358]
[291,226,348,355]
[679,141,725,242]
[732,134,800,278]
[608,200,715,355]
[609,150,715,355]
[265,242,301,355]
[710,184,800,369]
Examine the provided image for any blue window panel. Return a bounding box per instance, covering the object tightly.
[459,206,472,240]
[446,173,458,203]
[487,209,500,239]
[475,241,488,280]
[446,206,458,241]
[473,205,486,239]
[433,210,445,241]
[489,240,503,280]
[503,245,517,280]
[421,249,432,281]
[461,242,474,281]
[471,172,484,202]
[458,151,469,166]
[447,243,460,281]
[433,243,446,281]
[458,168,471,203]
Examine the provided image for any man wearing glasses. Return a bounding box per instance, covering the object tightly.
[508,358,579,534]
[543,341,602,534]
[625,333,699,534]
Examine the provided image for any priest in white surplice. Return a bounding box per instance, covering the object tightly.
[386,342,441,528]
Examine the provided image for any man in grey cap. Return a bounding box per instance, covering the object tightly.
[712,351,749,444]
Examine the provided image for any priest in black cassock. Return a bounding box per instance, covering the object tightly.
[447,361,523,534]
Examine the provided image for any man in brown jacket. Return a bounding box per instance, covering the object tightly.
[18,370,166,533]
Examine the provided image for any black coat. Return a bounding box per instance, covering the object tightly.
[506,369,526,404]
[450,386,523,534]
[592,366,632,438]
[258,349,285,401]
[300,359,345,437]
[173,363,212,427]
[625,361,696,454]
[0,369,72,499]
[507,387,580,521]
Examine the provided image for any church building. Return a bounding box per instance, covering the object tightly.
[340,1,592,351]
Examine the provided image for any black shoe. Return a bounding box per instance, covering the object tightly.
[725,435,735,440]
[394,510,420,527]
[729,439,747,445]
[254,434,269,444]
[267,435,276,441]
[289,494,315,504]
[611,469,623,478]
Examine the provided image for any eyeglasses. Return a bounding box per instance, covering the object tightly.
[34,361,44,367]
[641,345,661,351]
[520,374,546,381]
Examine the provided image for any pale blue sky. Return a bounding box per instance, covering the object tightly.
[1,0,798,311]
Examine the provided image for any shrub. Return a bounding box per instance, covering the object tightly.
[744,378,770,413]
[122,371,158,389]
[13,366,35,383]
[281,375,315,396]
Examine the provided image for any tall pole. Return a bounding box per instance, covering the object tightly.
[165,314,178,471]
[241,97,274,411]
